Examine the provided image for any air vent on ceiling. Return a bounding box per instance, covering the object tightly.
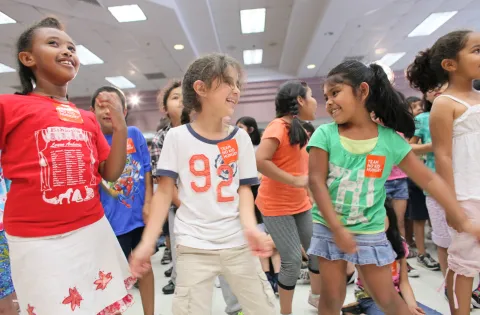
[78,0,104,7]
[145,72,166,80]
[343,55,364,62]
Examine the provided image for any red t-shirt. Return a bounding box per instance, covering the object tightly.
[0,94,110,237]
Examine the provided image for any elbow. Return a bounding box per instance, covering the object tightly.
[103,171,122,183]
[256,158,266,173]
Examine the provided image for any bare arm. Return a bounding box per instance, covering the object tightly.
[99,127,128,182]
[399,152,467,231]
[308,147,342,232]
[256,138,300,186]
[430,98,456,190]
[141,176,175,248]
[144,172,153,205]
[172,185,181,208]
[238,185,257,231]
[398,258,417,307]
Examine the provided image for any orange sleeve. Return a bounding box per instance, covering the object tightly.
[261,119,286,145]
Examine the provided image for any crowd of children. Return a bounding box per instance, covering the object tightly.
[1,15,480,315]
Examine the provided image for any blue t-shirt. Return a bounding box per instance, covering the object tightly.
[100,126,151,236]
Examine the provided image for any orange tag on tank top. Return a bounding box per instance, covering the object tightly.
[126,138,136,154]
[365,154,386,178]
[55,104,84,124]
[217,139,238,164]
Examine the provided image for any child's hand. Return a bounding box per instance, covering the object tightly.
[333,227,357,254]
[408,305,426,315]
[129,240,154,278]
[97,92,126,132]
[460,220,480,238]
[291,175,308,188]
[245,228,273,258]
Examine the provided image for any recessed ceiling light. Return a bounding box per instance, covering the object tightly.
[375,48,387,55]
[129,95,140,106]
[105,76,136,89]
[307,64,316,69]
[174,44,184,50]
[108,4,147,23]
[76,45,103,65]
[0,11,15,24]
[408,11,457,37]
[378,52,406,67]
[0,63,15,73]
[240,8,266,34]
[243,49,263,65]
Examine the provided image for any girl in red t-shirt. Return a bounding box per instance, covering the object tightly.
[0,17,135,315]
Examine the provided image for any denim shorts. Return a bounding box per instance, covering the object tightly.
[385,178,409,200]
[308,223,396,266]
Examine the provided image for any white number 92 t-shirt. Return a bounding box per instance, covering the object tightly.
[157,124,259,250]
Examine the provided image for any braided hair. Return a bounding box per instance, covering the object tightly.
[275,80,309,147]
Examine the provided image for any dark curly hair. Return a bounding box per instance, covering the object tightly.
[406,30,472,94]
[182,53,243,112]
[16,17,64,95]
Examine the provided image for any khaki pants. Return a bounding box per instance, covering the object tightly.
[173,245,276,315]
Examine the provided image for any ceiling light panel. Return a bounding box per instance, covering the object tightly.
[0,63,15,73]
[108,4,147,23]
[105,76,136,89]
[243,49,263,65]
[408,11,457,37]
[0,11,16,24]
[76,45,104,65]
[378,52,406,67]
[240,8,266,34]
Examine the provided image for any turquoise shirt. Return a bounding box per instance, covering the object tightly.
[414,112,434,171]
[307,123,412,234]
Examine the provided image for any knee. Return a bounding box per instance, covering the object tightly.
[280,255,302,276]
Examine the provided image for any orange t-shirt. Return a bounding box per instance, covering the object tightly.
[256,119,311,216]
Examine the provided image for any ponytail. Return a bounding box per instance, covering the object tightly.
[326,60,415,138]
[275,80,309,147]
[368,64,415,138]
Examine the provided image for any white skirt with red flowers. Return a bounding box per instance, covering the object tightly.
[6,216,136,315]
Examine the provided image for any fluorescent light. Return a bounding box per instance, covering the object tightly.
[129,95,140,106]
[307,64,316,69]
[108,5,147,23]
[174,44,184,50]
[408,11,457,37]
[240,8,266,34]
[105,76,136,89]
[375,48,387,55]
[243,49,263,65]
[0,63,15,73]
[378,52,406,67]
[76,45,103,65]
[0,11,15,24]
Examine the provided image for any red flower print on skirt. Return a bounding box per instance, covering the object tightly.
[62,287,83,311]
[97,294,134,315]
[94,271,113,291]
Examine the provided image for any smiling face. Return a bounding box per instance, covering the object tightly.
[201,66,240,119]
[324,82,366,124]
[19,27,80,86]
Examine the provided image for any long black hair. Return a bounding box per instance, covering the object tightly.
[16,17,64,95]
[275,80,310,147]
[385,198,406,260]
[236,116,261,146]
[406,30,472,94]
[326,60,415,138]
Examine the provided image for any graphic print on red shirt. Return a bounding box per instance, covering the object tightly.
[0,94,110,237]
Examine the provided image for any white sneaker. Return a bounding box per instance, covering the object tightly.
[297,268,310,284]
[308,291,319,308]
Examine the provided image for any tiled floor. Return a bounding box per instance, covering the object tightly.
[125,244,478,315]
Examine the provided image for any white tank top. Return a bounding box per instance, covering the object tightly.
[435,95,480,201]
